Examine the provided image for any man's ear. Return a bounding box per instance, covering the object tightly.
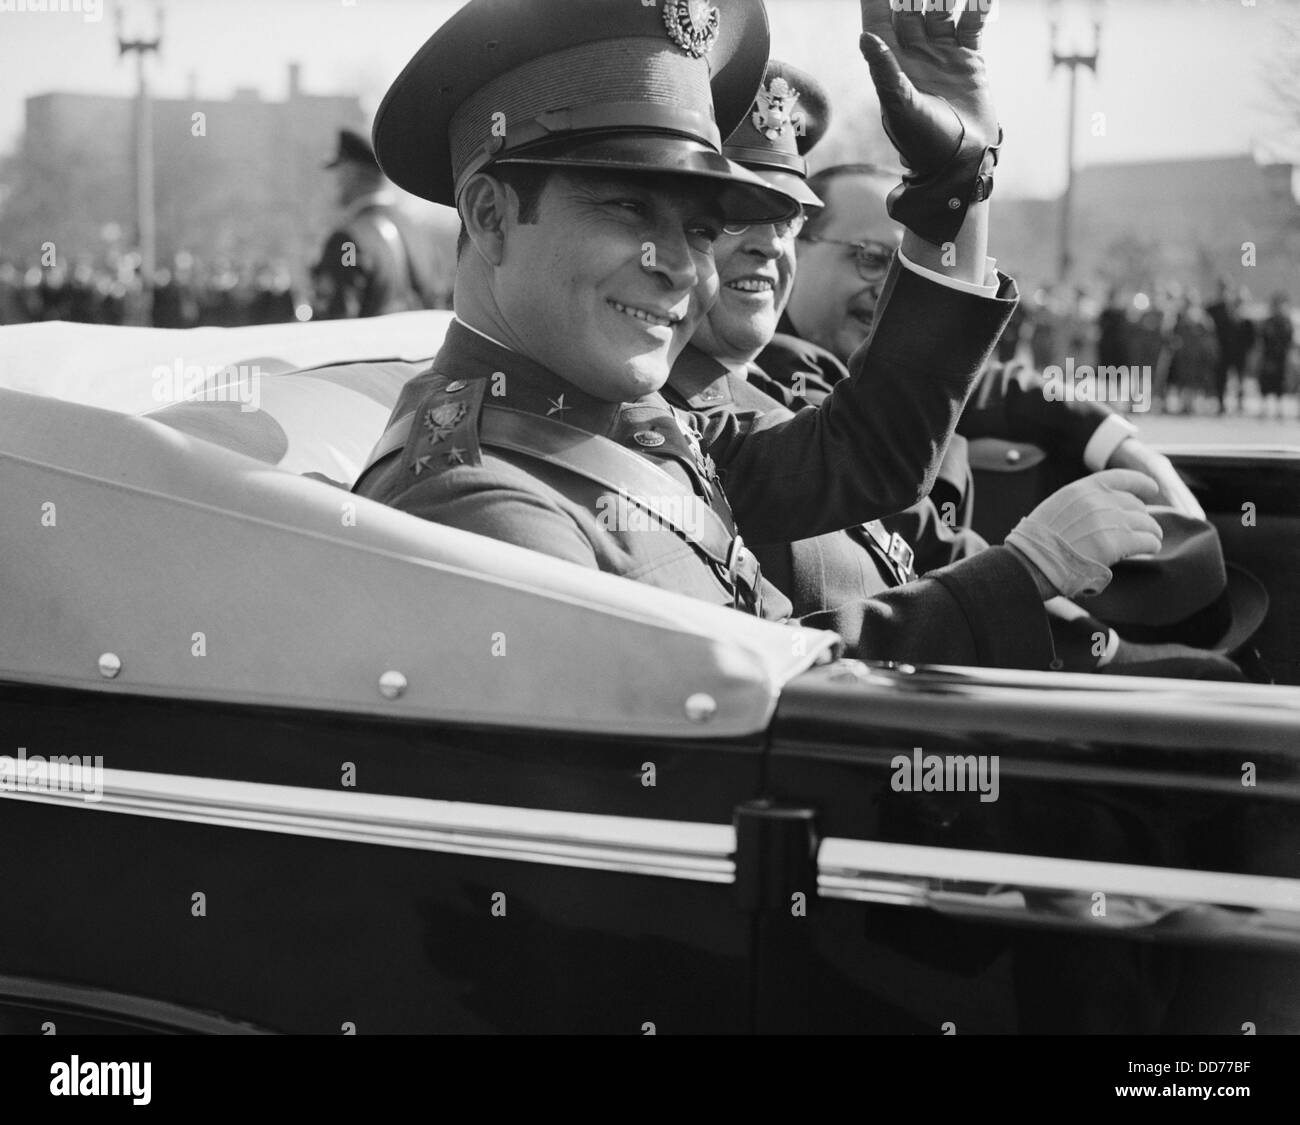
[459,173,513,266]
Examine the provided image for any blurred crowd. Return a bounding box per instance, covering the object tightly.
[1000,279,1298,419]
[0,251,307,329]
[4,247,1298,424]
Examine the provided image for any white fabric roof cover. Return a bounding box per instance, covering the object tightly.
[0,385,837,738]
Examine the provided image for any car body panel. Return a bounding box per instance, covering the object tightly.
[2,316,1298,1034]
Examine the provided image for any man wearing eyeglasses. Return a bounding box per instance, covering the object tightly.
[356,0,1176,662]
[660,60,1241,677]
[764,165,1205,524]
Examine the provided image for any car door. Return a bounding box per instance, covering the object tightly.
[755,662,1300,1034]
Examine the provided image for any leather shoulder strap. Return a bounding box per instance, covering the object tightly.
[362,401,762,607]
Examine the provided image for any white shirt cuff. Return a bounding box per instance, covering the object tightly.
[1083,414,1140,472]
[896,247,1000,298]
[1094,628,1121,669]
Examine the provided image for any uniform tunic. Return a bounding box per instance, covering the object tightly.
[665,345,1053,669]
[354,261,1021,653]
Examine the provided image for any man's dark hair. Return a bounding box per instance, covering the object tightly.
[456,163,554,260]
[803,163,901,239]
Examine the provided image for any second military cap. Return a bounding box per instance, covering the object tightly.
[722,60,830,210]
[372,0,798,223]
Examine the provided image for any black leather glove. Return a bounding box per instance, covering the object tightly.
[859,0,1002,245]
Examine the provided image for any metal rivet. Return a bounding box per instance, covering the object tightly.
[378,670,408,700]
[1006,447,1022,464]
[684,693,717,723]
[948,197,961,210]
[97,653,122,679]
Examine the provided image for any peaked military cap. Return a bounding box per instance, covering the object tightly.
[324,127,381,172]
[372,0,798,224]
[722,59,830,210]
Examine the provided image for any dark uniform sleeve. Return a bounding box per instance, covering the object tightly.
[800,546,1052,669]
[960,358,1114,466]
[704,260,1018,544]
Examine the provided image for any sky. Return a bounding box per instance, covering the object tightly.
[0,0,1297,199]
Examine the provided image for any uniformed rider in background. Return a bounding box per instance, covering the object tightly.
[312,128,437,319]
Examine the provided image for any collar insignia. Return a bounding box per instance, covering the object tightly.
[752,77,804,142]
[423,401,467,444]
[663,0,720,59]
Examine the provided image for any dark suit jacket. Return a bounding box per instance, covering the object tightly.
[760,320,1115,468]
[355,261,1019,654]
[666,348,1052,669]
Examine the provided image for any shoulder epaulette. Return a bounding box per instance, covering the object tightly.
[402,375,487,477]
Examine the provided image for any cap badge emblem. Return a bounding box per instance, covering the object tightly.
[663,0,720,59]
[633,430,667,448]
[753,77,804,142]
[424,401,467,443]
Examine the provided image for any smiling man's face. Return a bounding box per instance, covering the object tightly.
[785,172,902,363]
[690,220,798,364]
[493,170,724,402]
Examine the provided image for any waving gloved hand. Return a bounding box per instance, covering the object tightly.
[1005,470,1165,601]
[859,0,1002,245]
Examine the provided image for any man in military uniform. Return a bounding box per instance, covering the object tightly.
[312,128,433,319]
[659,60,1241,679]
[354,0,1164,655]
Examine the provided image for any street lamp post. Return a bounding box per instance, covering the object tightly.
[1050,0,1103,284]
[116,1,164,325]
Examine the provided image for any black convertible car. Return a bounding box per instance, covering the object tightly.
[0,315,1297,1033]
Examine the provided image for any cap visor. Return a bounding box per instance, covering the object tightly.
[742,164,824,210]
[494,134,799,225]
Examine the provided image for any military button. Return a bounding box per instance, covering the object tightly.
[634,431,666,448]
[444,380,467,393]
[1006,448,1022,464]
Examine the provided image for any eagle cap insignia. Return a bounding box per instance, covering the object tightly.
[752,77,804,142]
[663,0,720,59]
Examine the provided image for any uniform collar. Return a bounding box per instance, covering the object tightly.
[433,319,646,439]
[667,344,735,410]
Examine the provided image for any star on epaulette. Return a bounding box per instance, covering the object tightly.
[445,446,466,466]
[547,394,568,419]
[413,454,433,476]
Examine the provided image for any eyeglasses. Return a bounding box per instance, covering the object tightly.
[797,235,896,282]
[721,210,807,241]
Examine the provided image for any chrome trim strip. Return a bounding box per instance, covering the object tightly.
[0,973,271,1035]
[0,769,736,884]
[820,838,1300,943]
